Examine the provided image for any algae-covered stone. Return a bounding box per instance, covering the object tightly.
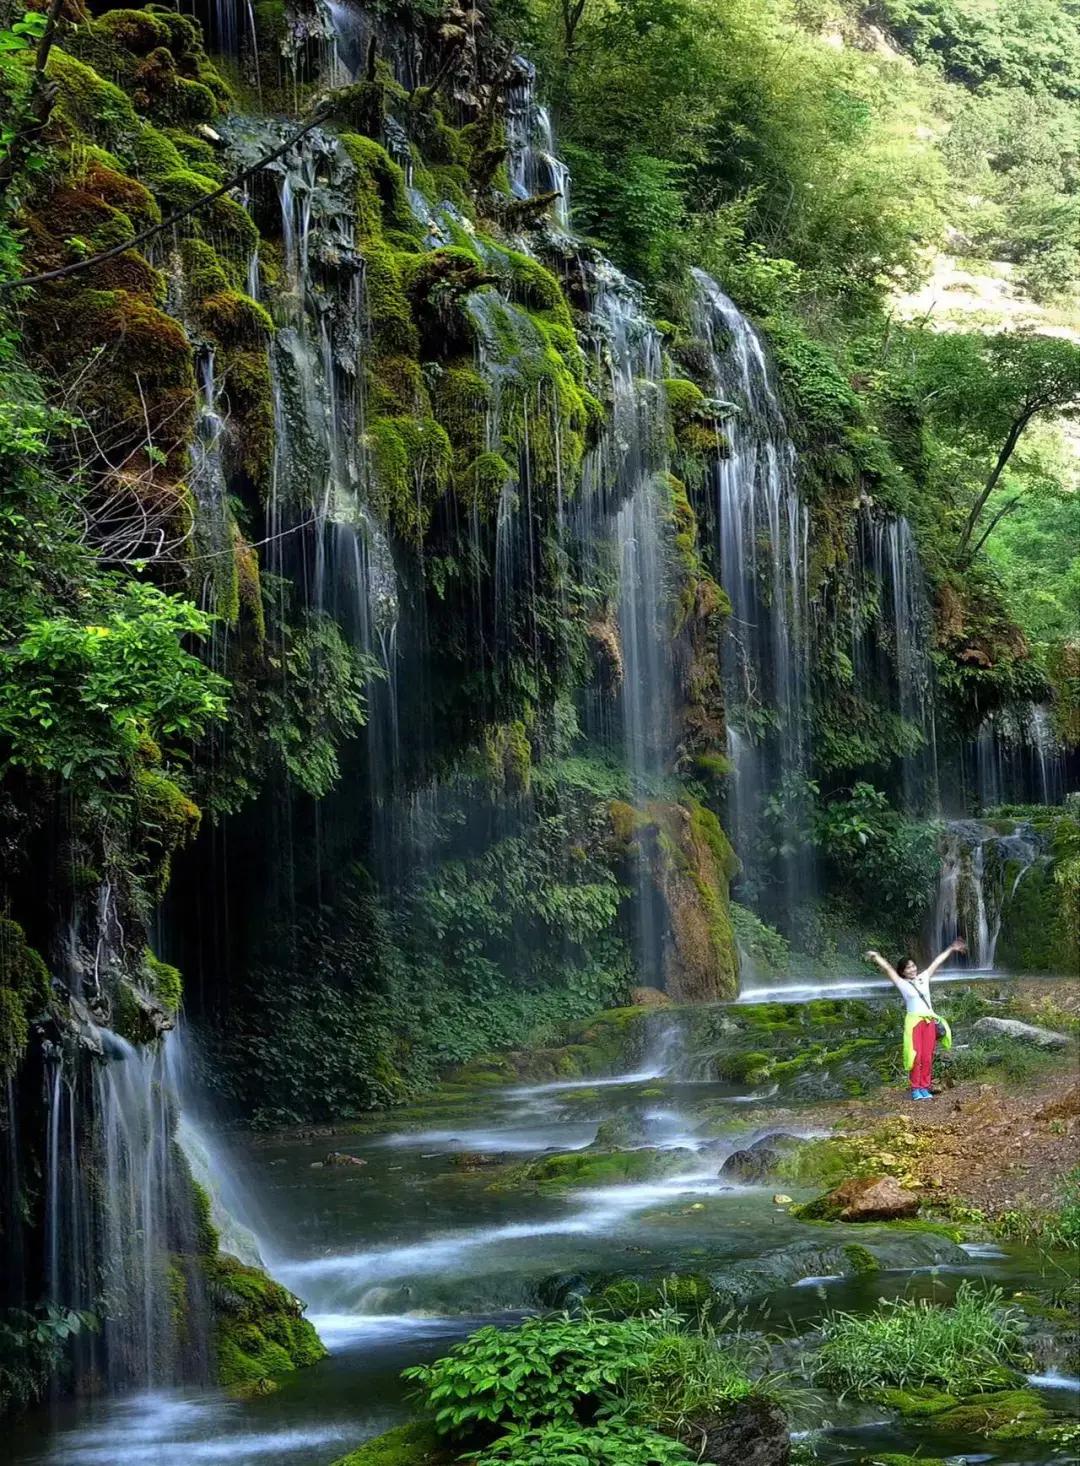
[930,1387,1054,1439]
[490,1146,693,1192]
[208,1252,326,1389]
[331,1421,448,1466]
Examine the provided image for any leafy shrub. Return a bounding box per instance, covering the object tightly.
[814,1281,1026,1397]
[405,1312,765,1456]
[0,1305,97,1416]
[0,580,227,786]
[403,1315,662,1434]
[474,1422,690,1466]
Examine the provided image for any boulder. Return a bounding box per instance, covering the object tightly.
[685,1397,790,1466]
[720,1132,805,1182]
[722,1146,781,1182]
[972,1017,1071,1050]
[325,1151,367,1167]
[802,1175,919,1222]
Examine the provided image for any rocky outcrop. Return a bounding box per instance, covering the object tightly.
[973,1017,1072,1049]
[608,799,740,1001]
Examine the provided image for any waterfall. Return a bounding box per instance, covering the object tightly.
[853,515,939,811]
[690,269,812,926]
[506,58,572,230]
[41,1031,211,1394]
[933,820,1041,968]
[968,703,1066,810]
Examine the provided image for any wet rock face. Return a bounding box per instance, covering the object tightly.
[685,1398,790,1466]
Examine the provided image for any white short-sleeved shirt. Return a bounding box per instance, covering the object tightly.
[895,971,935,1019]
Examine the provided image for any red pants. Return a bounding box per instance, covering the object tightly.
[910,1018,937,1090]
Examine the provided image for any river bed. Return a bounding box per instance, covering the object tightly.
[8,1030,1079,1465]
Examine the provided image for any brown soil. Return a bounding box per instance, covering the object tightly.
[836,1066,1080,1214]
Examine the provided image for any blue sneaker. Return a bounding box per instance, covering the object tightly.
[911,1088,932,1100]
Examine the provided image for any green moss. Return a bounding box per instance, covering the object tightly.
[0,919,52,1075]
[208,1253,326,1388]
[191,1179,219,1254]
[153,168,256,262]
[585,1272,717,1318]
[484,720,532,793]
[491,1146,690,1193]
[876,1386,960,1417]
[930,1388,1053,1439]
[198,290,273,348]
[134,769,201,896]
[456,451,513,509]
[367,416,452,542]
[222,350,274,489]
[143,949,182,1016]
[843,1243,879,1273]
[340,133,422,243]
[330,1421,447,1466]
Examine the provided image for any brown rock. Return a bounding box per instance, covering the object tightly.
[821,1175,920,1222]
[325,1151,367,1167]
[685,1397,790,1466]
[629,986,672,1008]
[451,1152,504,1169]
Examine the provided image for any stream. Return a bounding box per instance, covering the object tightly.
[9,994,1079,1466]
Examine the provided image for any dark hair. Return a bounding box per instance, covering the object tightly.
[895,956,918,976]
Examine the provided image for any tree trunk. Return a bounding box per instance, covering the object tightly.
[957,409,1033,556]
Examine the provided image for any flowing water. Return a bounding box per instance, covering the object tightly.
[690,269,812,925]
[10,1027,1077,1465]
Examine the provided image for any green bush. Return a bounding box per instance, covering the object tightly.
[814,1282,1026,1398]
[475,1422,690,1466]
[403,1315,663,1434]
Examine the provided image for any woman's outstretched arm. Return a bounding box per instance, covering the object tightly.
[864,950,902,985]
[922,937,967,980]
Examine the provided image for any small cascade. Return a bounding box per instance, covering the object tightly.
[41,1032,211,1394]
[690,269,811,925]
[969,703,1067,810]
[190,350,233,618]
[505,58,572,230]
[853,515,938,810]
[933,820,1042,968]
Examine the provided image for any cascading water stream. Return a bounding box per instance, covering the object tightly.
[690,269,812,926]
[853,515,939,811]
[41,1030,211,1394]
[934,820,1042,968]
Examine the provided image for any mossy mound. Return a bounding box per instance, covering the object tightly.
[489,1146,692,1192]
[876,1384,1054,1439]
[207,1252,326,1389]
[331,1421,449,1466]
[606,799,739,1002]
[0,920,52,1076]
[930,1387,1053,1439]
[583,1272,720,1319]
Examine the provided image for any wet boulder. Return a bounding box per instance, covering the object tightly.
[797,1175,919,1222]
[685,1397,790,1466]
[719,1132,804,1182]
[325,1151,367,1167]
